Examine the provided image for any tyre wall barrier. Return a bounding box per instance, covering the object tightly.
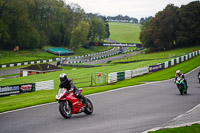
[62,50,120,64]
[0,58,59,68]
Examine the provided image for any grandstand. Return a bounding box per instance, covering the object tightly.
[46,48,74,56]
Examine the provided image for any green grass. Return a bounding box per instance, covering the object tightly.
[83,54,200,95]
[0,55,173,87]
[0,22,199,113]
[0,49,57,64]
[109,22,141,43]
[0,22,139,65]
[0,48,200,112]
[74,46,112,55]
[128,47,139,50]
[149,124,200,133]
[111,46,200,64]
[0,73,20,78]
[0,46,112,65]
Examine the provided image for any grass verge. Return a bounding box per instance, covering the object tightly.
[109,22,141,43]
[0,46,112,65]
[149,124,200,133]
[110,46,200,64]
[0,73,20,78]
[0,54,200,113]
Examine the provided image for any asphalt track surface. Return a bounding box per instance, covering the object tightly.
[0,68,20,76]
[84,48,139,64]
[0,67,200,133]
[0,48,135,76]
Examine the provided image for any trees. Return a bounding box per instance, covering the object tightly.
[140,4,179,51]
[140,1,199,51]
[176,1,200,47]
[0,0,109,50]
[103,16,110,38]
[0,0,40,49]
[140,20,154,51]
[139,16,153,24]
[88,15,107,42]
[70,21,89,50]
[153,4,179,50]
[106,15,138,23]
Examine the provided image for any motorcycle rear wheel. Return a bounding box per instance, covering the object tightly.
[84,98,93,115]
[59,101,72,119]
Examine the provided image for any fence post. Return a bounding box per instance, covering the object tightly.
[91,74,93,86]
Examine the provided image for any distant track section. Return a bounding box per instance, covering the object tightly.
[89,42,142,48]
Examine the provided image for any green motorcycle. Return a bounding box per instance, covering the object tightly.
[175,77,187,95]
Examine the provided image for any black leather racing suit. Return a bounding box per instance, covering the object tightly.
[59,78,85,103]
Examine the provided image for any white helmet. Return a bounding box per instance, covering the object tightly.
[176,70,181,74]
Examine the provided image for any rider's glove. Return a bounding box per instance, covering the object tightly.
[65,90,69,94]
[69,88,74,92]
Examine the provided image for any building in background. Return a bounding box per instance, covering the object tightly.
[20,64,63,77]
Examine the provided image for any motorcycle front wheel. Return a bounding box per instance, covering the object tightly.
[178,85,184,95]
[84,98,93,115]
[59,101,72,119]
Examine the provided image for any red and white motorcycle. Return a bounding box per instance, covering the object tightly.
[55,88,93,119]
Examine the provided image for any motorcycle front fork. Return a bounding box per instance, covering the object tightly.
[64,101,69,110]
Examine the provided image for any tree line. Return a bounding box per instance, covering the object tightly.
[93,14,151,24]
[140,1,200,52]
[0,0,110,50]
[106,14,138,23]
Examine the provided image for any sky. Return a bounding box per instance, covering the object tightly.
[64,0,195,20]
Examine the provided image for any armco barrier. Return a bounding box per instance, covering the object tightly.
[132,67,149,77]
[161,50,200,69]
[108,67,149,84]
[149,64,162,72]
[108,50,200,84]
[35,80,54,91]
[108,72,118,84]
[117,72,125,81]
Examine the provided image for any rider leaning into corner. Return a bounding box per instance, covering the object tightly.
[174,70,188,88]
[59,73,86,104]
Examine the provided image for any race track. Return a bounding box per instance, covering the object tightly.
[0,67,200,133]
